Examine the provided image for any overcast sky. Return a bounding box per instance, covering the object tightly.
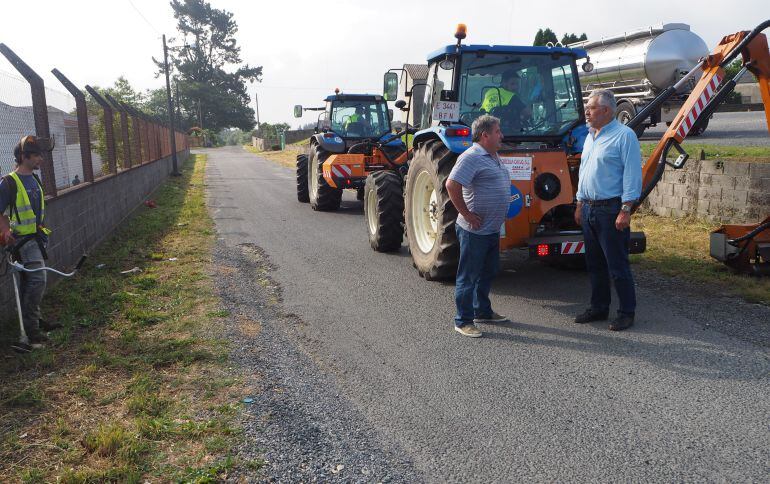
[0,0,766,129]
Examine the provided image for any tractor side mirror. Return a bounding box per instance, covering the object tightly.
[383,72,399,101]
[293,105,303,118]
[394,99,407,111]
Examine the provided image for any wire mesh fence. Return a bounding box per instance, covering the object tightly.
[0,43,188,199]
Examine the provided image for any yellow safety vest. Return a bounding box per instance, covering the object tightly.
[481,87,517,112]
[7,171,48,236]
[344,113,362,129]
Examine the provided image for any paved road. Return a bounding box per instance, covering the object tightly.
[205,146,770,482]
[642,110,769,145]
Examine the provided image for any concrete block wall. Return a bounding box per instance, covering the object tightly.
[644,159,770,223]
[1,150,189,318]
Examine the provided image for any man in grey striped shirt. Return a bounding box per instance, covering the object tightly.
[446,115,511,338]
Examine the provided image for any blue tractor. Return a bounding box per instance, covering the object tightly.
[376,24,645,280]
[294,92,407,212]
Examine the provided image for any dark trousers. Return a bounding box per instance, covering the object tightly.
[454,225,500,327]
[582,201,636,315]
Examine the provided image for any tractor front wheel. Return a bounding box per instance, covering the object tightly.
[404,140,459,280]
[364,171,404,252]
[308,145,342,211]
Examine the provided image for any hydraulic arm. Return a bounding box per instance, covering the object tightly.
[628,20,770,274]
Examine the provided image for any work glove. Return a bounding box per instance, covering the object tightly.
[0,229,15,247]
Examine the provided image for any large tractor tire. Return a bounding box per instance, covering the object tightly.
[308,144,342,211]
[404,140,459,280]
[616,101,646,138]
[296,154,309,203]
[364,171,404,252]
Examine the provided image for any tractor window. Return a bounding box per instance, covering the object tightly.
[457,52,584,138]
[330,100,390,138]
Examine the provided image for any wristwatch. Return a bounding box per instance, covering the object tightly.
[621,204,633,214]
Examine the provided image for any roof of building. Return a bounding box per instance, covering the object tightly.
[403,64,429,80]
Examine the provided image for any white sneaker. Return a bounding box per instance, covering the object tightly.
[454,324,482,338]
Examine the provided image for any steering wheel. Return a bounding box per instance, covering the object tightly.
[519,117,547,134]
[491,104,524,133]
[459,111,484,126]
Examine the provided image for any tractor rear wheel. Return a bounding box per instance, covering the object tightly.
[364,171,404,252]
[404,140,459,280]
[308,145,342,211]
[296,154,309,203]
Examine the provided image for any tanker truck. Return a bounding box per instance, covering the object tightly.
[569,23,710,137]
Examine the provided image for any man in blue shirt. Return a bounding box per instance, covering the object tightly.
[446,115,511,338]
[574,90,642,331]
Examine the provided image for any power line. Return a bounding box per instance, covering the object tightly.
[126,0,161,35]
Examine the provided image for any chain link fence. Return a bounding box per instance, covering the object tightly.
[0,43,188,198]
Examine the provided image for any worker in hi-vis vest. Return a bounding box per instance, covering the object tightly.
[0,135,62,352]
[343,105,370,135]
[481,69,532,128]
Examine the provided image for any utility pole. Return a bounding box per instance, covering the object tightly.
[163,34,180,176]
[255,91,260,127]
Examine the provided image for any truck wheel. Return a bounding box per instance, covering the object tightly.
[364,171,404,252]
[690,117,709,136]
[296,154,309,203]
[308,145,342,211]
[405,140,459,280]
[616,101,646,138]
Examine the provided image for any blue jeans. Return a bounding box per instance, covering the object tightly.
[582,201,636,315]
[454,225,500,327]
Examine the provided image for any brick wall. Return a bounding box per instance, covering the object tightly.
[1,150,189,318]
[644,160,770,223]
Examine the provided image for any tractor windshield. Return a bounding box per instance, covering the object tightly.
[457,52,583,139]
[330,100,390,138]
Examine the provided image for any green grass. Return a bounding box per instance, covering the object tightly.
[0,154,253,481]
[640,142,770,162]
[632,211,770,305]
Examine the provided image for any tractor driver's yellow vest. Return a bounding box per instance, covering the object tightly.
[344,113,362,129]
[481,87,518,112]
[7,171,47,236]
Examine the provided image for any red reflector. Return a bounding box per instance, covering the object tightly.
[445,127,470,137]
[346,179,351,185]
[323,133,336,138]
[537,244,549,257]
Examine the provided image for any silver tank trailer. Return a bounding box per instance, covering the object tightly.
[570,23,710,135]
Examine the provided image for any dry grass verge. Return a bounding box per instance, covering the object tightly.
[0,154,260,482]
[632,210,770,305]
[243,144,304,168]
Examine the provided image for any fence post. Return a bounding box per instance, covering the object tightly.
[85,86,117,174]
[0,44,57,196]
[51,68,94,184]
[104,93,131,169]
[122,103,143,165]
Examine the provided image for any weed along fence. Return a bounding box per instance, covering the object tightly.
[644,159,770,224]
[0,43,189,318]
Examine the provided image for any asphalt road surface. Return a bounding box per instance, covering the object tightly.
[205,146,769,482]
[642,110,769,145]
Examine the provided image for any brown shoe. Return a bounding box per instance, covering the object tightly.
[574,308,609,324]
[454,323,483,338]
[609,314,634,331]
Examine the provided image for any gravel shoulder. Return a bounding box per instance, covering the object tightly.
[212,241,419,482]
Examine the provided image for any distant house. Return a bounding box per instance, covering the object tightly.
[397,64,429,127]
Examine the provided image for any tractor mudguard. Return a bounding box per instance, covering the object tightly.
[413,125,472,154]
[312,132,346,153]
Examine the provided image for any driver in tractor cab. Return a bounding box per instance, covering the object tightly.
[343,106,370,136]
[480,69,532,129]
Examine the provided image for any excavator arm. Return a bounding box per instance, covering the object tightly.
[630,20,770,274]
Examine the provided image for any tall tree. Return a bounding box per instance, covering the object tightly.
[533,28,558,46]
[561,32,588,45]
[162,0,262,132]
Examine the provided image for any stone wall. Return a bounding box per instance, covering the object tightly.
[644,159,770,223]
[1,150,189,318]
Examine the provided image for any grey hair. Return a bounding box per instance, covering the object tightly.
[471,114,500,142]
[588,89,617,112]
